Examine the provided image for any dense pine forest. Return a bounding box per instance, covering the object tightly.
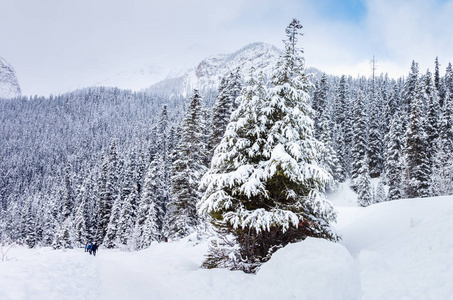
[1,19,452,272]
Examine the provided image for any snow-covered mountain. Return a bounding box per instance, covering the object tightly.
[147,42,282,97]
[0,57,21,99]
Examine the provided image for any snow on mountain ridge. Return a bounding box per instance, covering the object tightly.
[195,42,281,82]
[148,42,282,98]
[0,57,21,99]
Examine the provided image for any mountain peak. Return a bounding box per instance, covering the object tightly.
[195,42,281,81]
[0,57,21,99]
[149,42,282,97]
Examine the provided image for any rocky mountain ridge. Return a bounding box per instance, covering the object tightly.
[0,57,21,99]
[147,42,282,98]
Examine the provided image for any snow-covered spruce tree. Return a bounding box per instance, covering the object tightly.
[164,89,208,241]
[209,77,235,156]
[430,137,453,196]
[319,109,342,188]
[61,164,75,220]
[103,195,122,248]
[405,78,430,198]
[115,156,139,246]
[73,187,89,246]
[116,191,136,247]
[431,87,453,196]
[439,86,453,153]
[404,61,420,114]
[368,90,384,178]
[351,90,368,190]
[23,201,37,248]
[374,179,386,203]
[96,141,120,244]
[357,154,372,207]
[385,114,404,200]
[424,70,440,170]
[198,19,338,273]
[228,67,243,112]
[135,154,165,248]
[52,216,74,249]
[434,57,441,92]
[380,75,392,135]
[334,75,351,179]
[209,69,243,157]
[312,73,329,139]
[156,105,172,213]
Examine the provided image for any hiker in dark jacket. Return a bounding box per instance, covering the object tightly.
[88,243,93,255]
[92,243,98,256]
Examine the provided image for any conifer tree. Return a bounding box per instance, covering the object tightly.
[380,75,392,135]
[53,216,74,249]
[430,137,453,196]
[334,75,350,179]
[199,19,337,273]
[375,179,386,203]
[165,89,208,240]
[116,191,136,245]
[439,88,453,153]
[61,164,75,220]
[209,77,234,156]
[351,90,368,189]
[405,79,430,198]
[23,201,36,248]
[103,196,121,248]
[96,141,120,243]
[209,70,243,156]
[434,57,440,92]
[312,73,329,139]
[368,91,384,178]
[404,61,419,113]
[386,115,404,200]
[115,156,139,245]
[228,67,243,111]
[319,108,342,187]
[73,189,89,246]
[138,153,165,244]
[357,154,372,207]
[157,105,171,194]
[334,75,349,179]
[424,70,440,167]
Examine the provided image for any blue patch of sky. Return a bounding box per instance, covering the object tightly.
[313,0,367,23]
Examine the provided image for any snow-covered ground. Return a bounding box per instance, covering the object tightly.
[1,184,453,300]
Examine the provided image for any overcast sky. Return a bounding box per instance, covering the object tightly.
[1,0,452,96]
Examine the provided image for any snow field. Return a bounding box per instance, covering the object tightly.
[335,195,453,299]
[1,192,453,299]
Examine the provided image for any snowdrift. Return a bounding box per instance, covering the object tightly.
[255,238,361,300]
[335,196,453,299]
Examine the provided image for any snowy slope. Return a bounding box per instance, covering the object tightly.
[1,191,453,299]
[147,42,282,97]
[0,57,21,99]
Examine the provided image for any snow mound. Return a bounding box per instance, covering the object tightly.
[335,195,453,299]
[255,238,361,300]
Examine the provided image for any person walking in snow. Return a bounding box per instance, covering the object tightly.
[85,243,89,252]
[88,243,93,255]
[92,243,98,256]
